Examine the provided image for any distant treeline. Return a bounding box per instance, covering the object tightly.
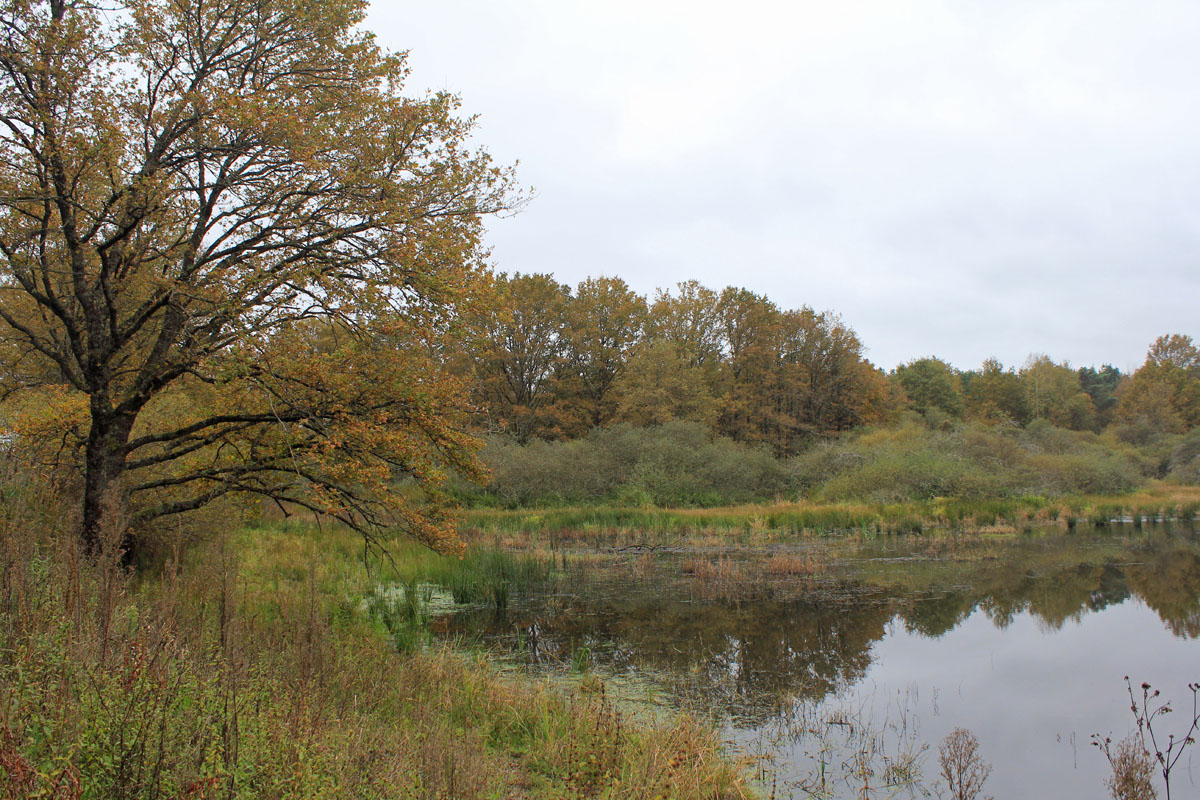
[462,273,1200,455]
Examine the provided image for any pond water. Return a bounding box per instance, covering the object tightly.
[438,522,1200,798]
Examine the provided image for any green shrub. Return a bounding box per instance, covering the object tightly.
[1168,429,1200,485]
[457,419,1152,508]
[801,421,1143,502]
[466,422,789,507]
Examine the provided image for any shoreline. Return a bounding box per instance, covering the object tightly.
[459,483,1200,545]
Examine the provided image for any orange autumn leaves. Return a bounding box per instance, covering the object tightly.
[0,0,514,553]
[467,274,893,454]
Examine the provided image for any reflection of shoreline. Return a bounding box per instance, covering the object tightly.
[440,525,1200,720]
[436,525,1200,799]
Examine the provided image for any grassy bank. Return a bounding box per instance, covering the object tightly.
[0,515,751,799]
[461,483,1200,544]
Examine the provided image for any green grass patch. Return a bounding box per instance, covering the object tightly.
[460,484,1200,542]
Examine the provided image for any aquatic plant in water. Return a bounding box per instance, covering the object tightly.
[1093,679,1200,800]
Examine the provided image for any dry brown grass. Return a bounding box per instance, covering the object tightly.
[1102,737,1158,800]
[632,551,658,576]
[680,556,765,602]
[938,728,993,800]
[765,553,821,577]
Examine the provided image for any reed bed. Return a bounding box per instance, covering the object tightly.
[765,553,822,577]
[460,484,1200,545]
[680,556,763,602]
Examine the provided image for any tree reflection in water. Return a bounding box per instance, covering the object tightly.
[444,522,1200,720]
[440,522,1200,797]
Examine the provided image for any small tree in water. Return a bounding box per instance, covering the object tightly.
[937,728,992,800]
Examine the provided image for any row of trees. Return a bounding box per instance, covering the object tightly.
[893,335,1200,436]
[466,272,1200,451]
[466,275,895,455]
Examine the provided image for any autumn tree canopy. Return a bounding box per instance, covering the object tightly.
[964,358,1028,425]
[0,0,515,553]
[1117,334,1200,432]
[459,277,1191,456]
[892,357,965,419]
[469,273,569,442]
[555,276,646,433]
[463,277,891,455]
[1019,355,1096,430]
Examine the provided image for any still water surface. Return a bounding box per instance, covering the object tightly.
[439,522,1200,798]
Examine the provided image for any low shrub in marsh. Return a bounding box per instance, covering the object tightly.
[1093,679,1200,800]
[1108,422,1185,477]
[817,446,994,503]
[1024,451,1142,496]
[1100,737,1158,800]
[456,418,1166,523]
[803,421,1143,503]
[937,727,993,800]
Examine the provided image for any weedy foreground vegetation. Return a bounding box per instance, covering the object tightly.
[0,484,751,800]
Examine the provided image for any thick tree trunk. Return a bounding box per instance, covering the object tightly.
[80,411,136,556]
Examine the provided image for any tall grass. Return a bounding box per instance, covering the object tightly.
[461,485,1200,542]
[417,546,554,607]
[240,517,558,610]
[0,489,751,799]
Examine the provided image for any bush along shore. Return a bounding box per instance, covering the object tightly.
[454,420,1200,510]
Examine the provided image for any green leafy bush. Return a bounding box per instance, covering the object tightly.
[1168,428,1200,485]
[464,422,788,507]
[802,421,1142,502]
[456,419,1153,508]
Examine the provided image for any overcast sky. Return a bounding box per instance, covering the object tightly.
[367,0,1199,372]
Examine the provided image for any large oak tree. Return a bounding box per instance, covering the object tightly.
[0,0,515,553]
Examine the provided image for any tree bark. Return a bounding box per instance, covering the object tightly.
[80,409,135,555]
